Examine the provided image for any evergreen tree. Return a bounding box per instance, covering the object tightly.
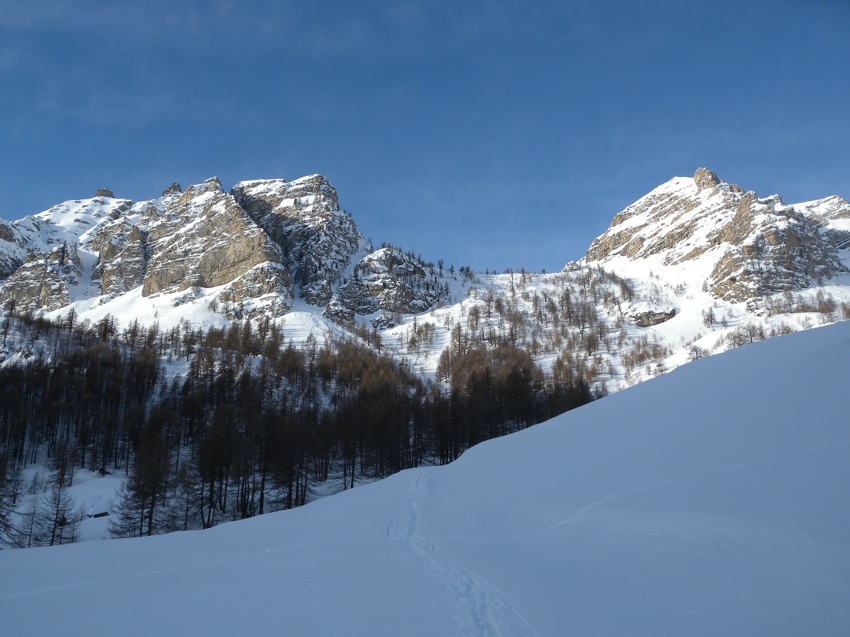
[43,471,80,546]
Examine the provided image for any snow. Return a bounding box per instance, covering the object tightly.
[2,321,849,636]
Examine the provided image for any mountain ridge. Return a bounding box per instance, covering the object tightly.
[1,167,849,390]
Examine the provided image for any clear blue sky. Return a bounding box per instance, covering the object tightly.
[1,0,848,272]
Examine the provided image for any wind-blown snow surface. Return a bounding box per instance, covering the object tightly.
[2,323,849,636]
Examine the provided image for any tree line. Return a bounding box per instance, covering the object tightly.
[0,309,593,546]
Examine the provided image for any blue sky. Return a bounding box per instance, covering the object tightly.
[1,0,848,272]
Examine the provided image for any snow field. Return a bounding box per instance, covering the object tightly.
[2,320,848,636]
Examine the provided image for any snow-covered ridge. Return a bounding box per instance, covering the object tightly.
[0,168,848,393]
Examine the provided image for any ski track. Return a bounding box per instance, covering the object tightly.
[1,537,372,600]
[517,438,850,541]
[387,471,540,637]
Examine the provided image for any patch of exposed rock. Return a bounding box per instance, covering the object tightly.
[631,309,676,327]
[213,262,294,319]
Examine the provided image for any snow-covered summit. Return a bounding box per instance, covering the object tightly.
[583,168,849,303]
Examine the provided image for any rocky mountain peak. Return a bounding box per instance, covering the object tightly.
[94,188,115,198]
[176,177,224,206]
[162,183,182,196]
[693,167,720,190]
[582,169,848,303]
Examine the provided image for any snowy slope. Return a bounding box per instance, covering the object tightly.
[2,321,848,636]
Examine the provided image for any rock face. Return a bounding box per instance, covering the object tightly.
[0,174,447,321]
[693,167,721,191]
[0,242,83,313]
[232,175,368,306]
[583,168,849,302]
[140,178,288,300]
[0,221,27,280]
[214,262,294,319]
[325,247,445,325]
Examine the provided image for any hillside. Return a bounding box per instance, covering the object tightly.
[1,319,848,636]
[1,168,849,543]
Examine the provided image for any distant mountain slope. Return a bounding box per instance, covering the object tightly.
[2,319,847,637]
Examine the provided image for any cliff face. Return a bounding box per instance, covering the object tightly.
[232,175,368,307]
[0,175,449,321]
[0,243,83,312]
[139,178,289,303]
[325,247,446,326]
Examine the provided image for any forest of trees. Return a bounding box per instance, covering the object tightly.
[0,308,593,546]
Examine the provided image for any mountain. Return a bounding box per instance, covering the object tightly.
[1,168,848,389]
[583,167,850,303]
[2,318,848,636]
[0,168,848,549]
[0,174,449,324]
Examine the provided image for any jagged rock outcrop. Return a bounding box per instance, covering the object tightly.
[0,221,26,280]
[326,247,443,324]
[98,225,148,296]
[693,167,720,191]
[232,175,367,306]
[583,168,849,302]
[631,309,676,327]
[83,212,149,297]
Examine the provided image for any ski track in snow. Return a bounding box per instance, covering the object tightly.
[517,437,850,542]
[387,471,540,637]
[1,537,372,600]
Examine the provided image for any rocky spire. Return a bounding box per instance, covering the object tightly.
[693,167,720,191]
